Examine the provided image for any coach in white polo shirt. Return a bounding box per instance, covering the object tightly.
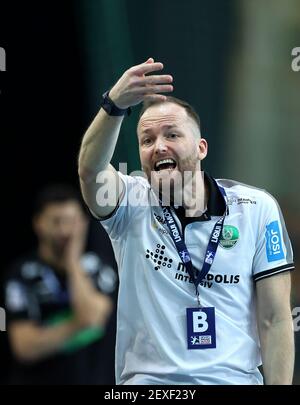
[78,58,295,385]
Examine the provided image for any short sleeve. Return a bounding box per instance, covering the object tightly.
[5,279,31,322]
[100,172,150,241]
[81,252,118,296]
[252,193,295,282]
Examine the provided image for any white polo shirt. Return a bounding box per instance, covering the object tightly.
[100,172,294,385]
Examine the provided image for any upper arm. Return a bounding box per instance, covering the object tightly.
[252,192,294,282]
[256,272,292,328]
[80,164,124,219]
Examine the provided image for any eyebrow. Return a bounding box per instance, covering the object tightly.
[140,124,178,135]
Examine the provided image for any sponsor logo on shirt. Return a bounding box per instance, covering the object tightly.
[146,243,241,287]
[175,264,240,288]
[145,244,173,271]
[227,196,257,205]
[152,213,169,235]
[265,220,284,262]
[219,225,239,249]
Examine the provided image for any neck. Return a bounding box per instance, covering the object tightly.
[182,171,208,217]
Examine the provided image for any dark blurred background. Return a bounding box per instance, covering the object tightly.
[0,0,299,384]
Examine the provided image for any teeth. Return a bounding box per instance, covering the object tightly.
[155,159,176,169]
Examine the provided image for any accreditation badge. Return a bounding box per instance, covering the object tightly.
[186,307,216,349]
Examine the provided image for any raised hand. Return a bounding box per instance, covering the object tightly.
[108,58,173,109]
[63,212,88,271]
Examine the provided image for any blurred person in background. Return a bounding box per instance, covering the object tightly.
[78,58,295,385]
[4,184,117,384]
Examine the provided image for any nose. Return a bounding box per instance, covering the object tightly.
[57,222,72,238]
[154,139,168,154]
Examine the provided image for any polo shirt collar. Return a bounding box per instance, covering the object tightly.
[173,171,226,222]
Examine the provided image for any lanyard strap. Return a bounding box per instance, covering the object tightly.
[161,186,227,297]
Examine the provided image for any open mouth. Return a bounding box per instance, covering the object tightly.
[154,158,177,172]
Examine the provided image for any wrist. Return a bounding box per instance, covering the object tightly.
[100,90,131,116]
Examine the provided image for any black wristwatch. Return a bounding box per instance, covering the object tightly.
[100,90,131,116]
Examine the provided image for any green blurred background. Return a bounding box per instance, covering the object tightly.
[0,0,299,384]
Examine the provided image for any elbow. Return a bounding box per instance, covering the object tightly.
[96,296,114,327]
[11,341,40,364]
[259,317,273,331]
[86,315,102,328]
[84,306,112,328]
[78,164,97,184]
[8,325,45,364]
[82,296,113,328]
[258,311,293,333]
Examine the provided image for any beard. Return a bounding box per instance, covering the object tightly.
[144,153,202,207]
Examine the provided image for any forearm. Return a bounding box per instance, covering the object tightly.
[67,262,113,327]
[79,108,124,182]
[10,320,80,363]
[260,317,294,384]
[79,59,172,183]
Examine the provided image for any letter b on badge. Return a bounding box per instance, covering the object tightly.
[193,311,208,332]
[186,307,216,349]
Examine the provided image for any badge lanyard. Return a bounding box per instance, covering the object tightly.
[161,186,227,307]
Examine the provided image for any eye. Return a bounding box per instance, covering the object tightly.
[141,137,152,146]
[166,133,178,139]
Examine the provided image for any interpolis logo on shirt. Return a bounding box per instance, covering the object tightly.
[145,244,241,288]
[175,265,240,289]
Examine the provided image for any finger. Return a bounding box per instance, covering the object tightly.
[143,94,168,103]
[145,57,154,64]
[141,75,173,85]
[141,84,174,94]
[133,61,164,76]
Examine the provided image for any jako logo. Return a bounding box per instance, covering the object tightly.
[0,307,6,331]
[265,221,284,262]
[291,47,300,72]
[0,47,6,71]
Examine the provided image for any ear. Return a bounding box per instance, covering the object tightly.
[198,138,208,161]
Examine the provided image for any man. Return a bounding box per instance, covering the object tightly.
[4,184,117,384]
[78,58,295,385]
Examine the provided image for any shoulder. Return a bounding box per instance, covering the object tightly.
[80,252,102,275]
[216,178,280,210]
[5,254,42,284]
